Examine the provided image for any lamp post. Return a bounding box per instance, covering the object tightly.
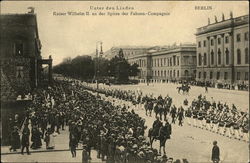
[95,41,103,90]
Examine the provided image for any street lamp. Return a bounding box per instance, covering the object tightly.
[95,41,103,90]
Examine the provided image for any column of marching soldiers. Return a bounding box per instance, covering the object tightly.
[8,77,249,162]
[81,80,249,143]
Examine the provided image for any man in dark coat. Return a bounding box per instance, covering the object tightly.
[82,144,89,163]
[21,124,30,155]
[211,141,220,163]
[9,126,20,152]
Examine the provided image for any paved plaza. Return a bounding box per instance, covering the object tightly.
[2,82,249,162]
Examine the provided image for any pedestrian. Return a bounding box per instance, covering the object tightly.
[82,144,89,163]
[69,133,77,157]
[9,126,20,152]
[21,123,30,155]
[211,141,220,163]
[205,85,208,93]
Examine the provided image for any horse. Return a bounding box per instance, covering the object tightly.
[177,85,191,95]
[148,124,171,155]
[154,103,164,120]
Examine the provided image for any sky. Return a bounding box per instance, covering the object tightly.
[1,1,249,65]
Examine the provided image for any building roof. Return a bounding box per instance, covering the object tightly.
[196,14,249,35]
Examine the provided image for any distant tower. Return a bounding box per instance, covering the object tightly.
[100,42,103,57]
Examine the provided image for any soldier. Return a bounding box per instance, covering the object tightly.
[170,105,177,124]
[177,107,184,126]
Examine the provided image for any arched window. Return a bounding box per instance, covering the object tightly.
[198,53,202,66]
[225,48,229,65]
[211,50,214,65]
[218,49,221,65]
[245,48,249,64]
[237,49,241,64]
[204,53,207,65]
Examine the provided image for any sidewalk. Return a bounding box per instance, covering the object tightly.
[1,126,103,162]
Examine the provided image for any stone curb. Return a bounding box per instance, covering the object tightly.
[1,148,83,155]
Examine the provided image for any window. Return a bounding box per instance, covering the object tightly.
[211,39,214,46]
[16,66,24,78]
[210,71,213,79]
[173,56,176,66]
[217,72,220,80]
[198,72,201,79]
[177,70,179,77]
[225,36,229,43]
[218,38,221,45]
[225,48,229,65]
[203,72,206,79]
[211,50,214,65]
[224,72,228,80]
[15,43,23,56]
[173,70,175,77]
[244,32,248,41]
[177,57,179,66]
[170,70,172,77]
[164,58,166,66]
[245,48,249,64]
[245,72,249,80]
[184,70,189,77]
[237,33,241,42]
[203,40,206,47]
[198,41,201,47]
[164,70,166,77]
[198,53,202,66]
[237,49,241,64]
[204,53,207,65]
[236,72,241,80]
[218,49,221,65]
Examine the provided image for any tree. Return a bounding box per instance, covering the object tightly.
[129,63,140,77]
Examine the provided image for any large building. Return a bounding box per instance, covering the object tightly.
[0,9,52,102]
[195,14,249,87]
[103,46,150,60]
[127,44,197,83]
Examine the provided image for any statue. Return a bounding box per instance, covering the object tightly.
[28,7,35,14]
[222,13,225,21]
[230,11,233,19]
[118,48,124,58]
[215,16,218,23]
[208,18,210,24]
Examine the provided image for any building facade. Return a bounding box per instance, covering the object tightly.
[127,44,197,83]
[0,10,52,102]
[196,14,249,87]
